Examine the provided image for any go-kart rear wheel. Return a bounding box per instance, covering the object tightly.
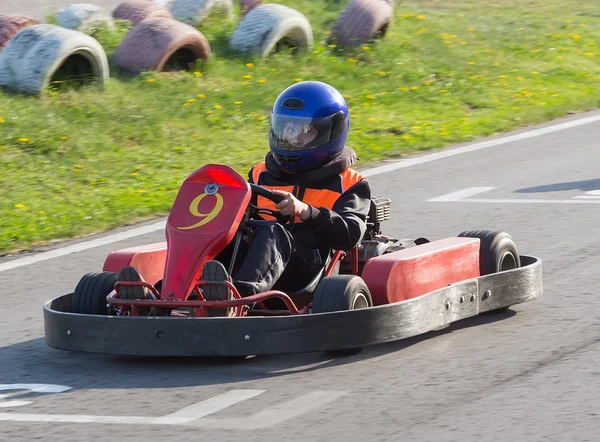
[312,275,373,355]
[72,272,119,315]
[458,230,520,313]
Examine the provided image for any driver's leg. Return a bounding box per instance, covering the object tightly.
[232,223,293,297]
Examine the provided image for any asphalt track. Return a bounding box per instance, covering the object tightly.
[2,2,600,440]
[2,106,600,441]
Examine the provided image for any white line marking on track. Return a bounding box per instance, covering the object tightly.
[0,389,348,429]
[428,187,496,202]
[361,113,600,177]
[430,187,600,204]
[464,198,600,204]
[0,221,166,273]
[158,389,264,421]
[2,112,600,273]
[195,390,348,430]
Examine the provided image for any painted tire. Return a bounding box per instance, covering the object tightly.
[170,0,234,26]
[0,14,40,48]
[229,3,313,57]
[114,17,211,74]
[56,4,115,33]
[239,0,263,16]
[113,0,173,26]
[0,24,109,95]
[330,0,393,49]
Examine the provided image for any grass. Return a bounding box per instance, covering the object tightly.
[1,0,600,255]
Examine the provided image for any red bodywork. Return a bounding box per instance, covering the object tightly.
[362,237,480,305]
[161,164,251,300]
[103,163,485,317]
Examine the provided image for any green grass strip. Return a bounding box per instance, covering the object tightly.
[1,0,599,254]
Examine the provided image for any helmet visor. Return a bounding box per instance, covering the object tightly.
[269,114,336,151]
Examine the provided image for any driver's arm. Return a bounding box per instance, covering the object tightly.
[302,178,371,251]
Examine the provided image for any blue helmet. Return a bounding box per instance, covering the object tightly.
[268,81,350,172]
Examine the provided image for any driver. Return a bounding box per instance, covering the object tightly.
[200,80,372,315]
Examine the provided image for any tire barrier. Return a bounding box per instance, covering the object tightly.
[113,0,173,26]
[113,17,211,75]
[0,14,40,48]
[229,3,313,58]
[0,24,109,94]
[56,4,115,33]
[330,0,393,49]
[170,0,235,26]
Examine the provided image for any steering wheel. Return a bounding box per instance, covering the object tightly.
[249,183,291,225]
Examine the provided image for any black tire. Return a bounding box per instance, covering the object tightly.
[72,272,119,315]
[312,275,372,355]
[458,230,520,312]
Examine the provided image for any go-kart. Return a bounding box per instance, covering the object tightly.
[43,164,543,357]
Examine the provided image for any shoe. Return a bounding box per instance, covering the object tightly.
[200,260,234,317]
[117,265,149,300]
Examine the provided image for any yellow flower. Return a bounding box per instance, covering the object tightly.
[257,116,266,121]
[368,117,376,122]
[499,75,508,79]
[147,78,155,83]
[467,61,476,65]
[246,63,254,68]
[243,75,253,79]
[130,172,139,177]
[15,203,26,209]
[137,189,147,193]
[187,99,196,103]
[198,94,205,98]
[347,57,358,63]
[75,164,84,169]
[416,15,425,20]
[362,45,370,51]
[258,79,267,83]
[517,77,525,81]
[60,136,68,140]
[234,101,243,105]
[532,71,540,75]
[193,72,203,77]
[18,138,29,143]
[402,134,411,140]
[439,89,449,93]
[328,44,336,49]
[366,94,376,99]
[74,170,82,174]
[410,86,419,90]
[214,104,223,109]
[0,117,4,123]
[294,78,303,82]
[206,111,213,115]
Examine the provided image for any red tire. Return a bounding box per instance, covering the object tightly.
[330,0,393,49]
[114,17,211,74]
[113,0,173,26]
[0,14,40,48]
[239,0,263,16]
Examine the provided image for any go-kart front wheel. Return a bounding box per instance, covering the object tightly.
[312,275,373,355]
[71,271,118,315]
